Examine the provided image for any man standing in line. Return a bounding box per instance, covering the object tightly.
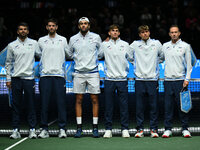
[67,17,102,138]
[98,24,131,138]
[129,25,163,138]
[162,25,192,138]
[38,18,68,138]
[5,22,40,139]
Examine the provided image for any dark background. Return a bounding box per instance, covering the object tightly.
[0,0,200,58]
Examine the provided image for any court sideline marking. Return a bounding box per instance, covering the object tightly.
[4,119,57,150]
[4,137,28,150]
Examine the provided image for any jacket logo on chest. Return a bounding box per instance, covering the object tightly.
[119,45,124,51]
[15,45,20,49]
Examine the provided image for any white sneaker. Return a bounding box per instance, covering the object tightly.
[182,130,191,138]
[58,129,67,138]
[103,130,112,138]
[38,129,49,138]
[151,130,159,138]
[135,130,144,138]
[122,129,130,138]
[10,129,21,139]
[162,130,172,138]
[29,128,37,139]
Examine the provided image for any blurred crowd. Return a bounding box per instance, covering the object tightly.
[0,0,200,58]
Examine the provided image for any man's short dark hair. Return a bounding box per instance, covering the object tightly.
[46,18,58,25]
[17,22,29,30]
[138,25,150,33]
[109,24,120,31]
[169,25,180,32]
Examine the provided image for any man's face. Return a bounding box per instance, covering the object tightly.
[46,22,58,35]
[108,28,120,40]
[169,27,181,41]
[17,26,29,39]
[139,30,150,41]
[78,21,90,33]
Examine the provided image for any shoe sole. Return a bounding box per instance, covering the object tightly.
[184,135,191,138]
[29,136,37,139]
[162,135,170,138]
[122,136,130,138]
[151,135,159,138]
[135,135,144,138]
[59,136,67,138]
[10,137,20,139]
[38,135,49,138]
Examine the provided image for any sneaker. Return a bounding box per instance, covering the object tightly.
[29,128,37,139]
[10,129,21,139]
[151,129,159,138]
[182,130,191,138]
[135,129,144,138]
[103,130,112,138]
[122,129,130,138]
[38,129,49,138]
[93,128,100,138]
[162,130,172,138]
[58,129,67,138]
[74,128,83,138]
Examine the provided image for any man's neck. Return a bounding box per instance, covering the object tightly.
[172,38,179,44]
[49,33,56,38]
[111,37,119,41]
[80,31,88,37]
[19,37,27,42]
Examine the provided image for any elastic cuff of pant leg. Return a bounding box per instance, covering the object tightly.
[121,127,129,130]
[105,127,112,130]
[136,127,144,131]
[13,128,19,131]
[165,128,172,131]
[150,128,158,130]
[41,127,48,131]
[29,127,36,130]
[59,128,66,131]
[93,124,98,129]
[182,127,188,131]
[77,124,82,129]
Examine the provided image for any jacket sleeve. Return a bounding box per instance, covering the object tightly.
[5,44,14,82]
[126,42,135,64]
[157,41,164,63]
[185,44,192,81]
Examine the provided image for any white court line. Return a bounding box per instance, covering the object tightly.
[4,137,28,150]
[4,119,57,150]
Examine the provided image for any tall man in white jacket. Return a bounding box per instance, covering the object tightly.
[162,25,192,138]
[67,17,102,138]
[129,25,163,138]
[38,18,69,138]
[5,22,40,139]
[98,24,131,138]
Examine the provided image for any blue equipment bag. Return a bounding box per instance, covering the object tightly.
[180,87,192,113]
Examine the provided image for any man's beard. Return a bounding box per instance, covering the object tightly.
[80,28,89,35]
[49,30,56,35]
[19,34,27,40]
